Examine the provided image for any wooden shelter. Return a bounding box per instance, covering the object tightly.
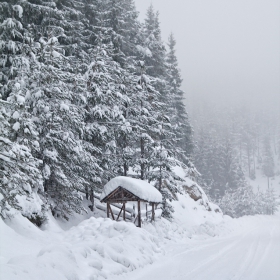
[100,176,162,228]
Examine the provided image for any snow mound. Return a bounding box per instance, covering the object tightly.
[100,176,162,203]
[0,213,161,280]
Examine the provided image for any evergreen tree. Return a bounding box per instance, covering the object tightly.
[84,39,128,182]
[219,183,255,218]
[0,2,44,220]
[263,188,278,215]
[104,0,141,65]
[166,33,193,158]
[262,136,274,188]
[25,31,99,218]
[143,5,166,78]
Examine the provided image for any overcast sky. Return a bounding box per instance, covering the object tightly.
[134,0,280,113]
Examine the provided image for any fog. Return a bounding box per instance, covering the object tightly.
[134,0,280,115]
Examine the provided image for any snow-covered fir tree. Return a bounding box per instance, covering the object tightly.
[262,136,275,188]
[0,3,45,221]
[166,33,193,159]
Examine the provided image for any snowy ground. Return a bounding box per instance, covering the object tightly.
[1,189,279,280]
[249,156,280,197]
[112,212,280,280]
[250,172,280,197]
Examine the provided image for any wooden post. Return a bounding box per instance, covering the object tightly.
[146,204,148,219]
[152,203,155,221]
[90,189,94,211]
[109,204,115,220]
[138,200,141,228]
[107,203,109,218]
[140,136,145,180]
[123,203,126,221]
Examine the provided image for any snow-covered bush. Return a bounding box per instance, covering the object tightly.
[218,185,278,218]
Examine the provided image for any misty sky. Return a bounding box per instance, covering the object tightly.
[134,0,280,113]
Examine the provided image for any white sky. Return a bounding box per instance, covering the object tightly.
[134,0,280,113]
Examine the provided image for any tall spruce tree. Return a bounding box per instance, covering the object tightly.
[166,33,193,158]
[262,136,275,188]
[142,5,166,78]
[0,3,43,219]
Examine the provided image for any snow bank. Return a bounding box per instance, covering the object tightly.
[0,213,161,280]
[100,176,162,203]
[143,191,224,242]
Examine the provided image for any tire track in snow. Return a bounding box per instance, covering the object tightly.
[181,225,261,280]
[110,215,280,280]
[230,226,263,280]
[244,221,280,280]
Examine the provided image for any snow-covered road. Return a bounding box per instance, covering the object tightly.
[113,214,280,280]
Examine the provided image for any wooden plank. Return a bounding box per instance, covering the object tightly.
[138,200,141,228]
[106,198,148,203]
[116,204,124,221]
[133,214,138,224]
[152,202,155,221]
[107,186,122,199]
[101,186,122,202]
[101,186,143,203]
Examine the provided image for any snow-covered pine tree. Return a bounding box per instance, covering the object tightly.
[133,61,184,218]
[83,36,129,182]
[262,136,275,188]
[0,99,43,220]
[142,5,166,78]
[129,60,160,180]
[0,3,24,100]
[0,3,44,220]
[25,29,99,219]
[263,188,278,215]
[219,182,256,218]
[166,33,193,158]
[103,0,141,66]
[146,129,184,219]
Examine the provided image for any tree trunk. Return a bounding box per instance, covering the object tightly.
[267,176,269,189]
[141,136,144,180]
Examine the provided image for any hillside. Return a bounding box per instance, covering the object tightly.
[0,176,224,280]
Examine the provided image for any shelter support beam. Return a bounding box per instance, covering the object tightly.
[152,203,155,221]
[116,204,124,221]
[107,203,109,218]
[123,203,126,221]
[138,200,141,228]
[109,204,115,220]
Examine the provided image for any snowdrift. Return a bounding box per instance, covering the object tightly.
[0,172,225,280]
[0,213,161,280]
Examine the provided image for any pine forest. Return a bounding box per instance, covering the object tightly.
[0,0,279,224]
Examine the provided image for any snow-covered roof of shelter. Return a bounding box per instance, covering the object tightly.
[100,176,162,203]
